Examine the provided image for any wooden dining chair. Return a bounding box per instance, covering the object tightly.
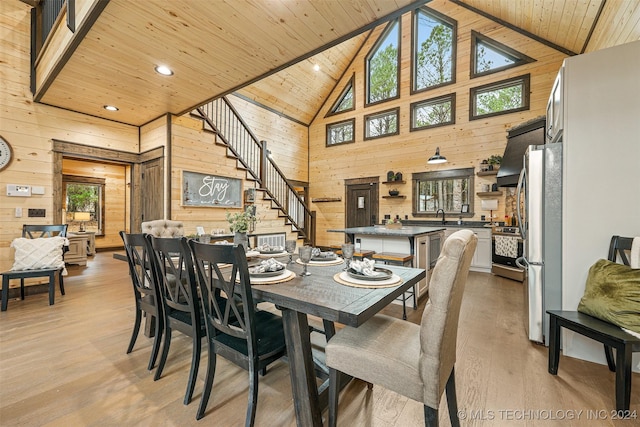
[146,235,205,405]
[1,224,68,311]
[325,229,477,427]
[119,231,164,371]
[188,240,287,426]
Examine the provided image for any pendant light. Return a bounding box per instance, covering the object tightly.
[427,147,447,164]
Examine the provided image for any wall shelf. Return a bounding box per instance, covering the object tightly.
[477,170,498,177]
[476,191,503,197]
[382,180,406,184]
[312,197,342,203]
[382,195,406,199]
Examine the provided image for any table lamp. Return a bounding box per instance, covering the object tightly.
[481,199,498,225]
[74,212,91,232]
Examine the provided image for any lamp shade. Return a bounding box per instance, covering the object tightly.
[427,147,447,164]
[74,212,91,221]
[481,199,498,211]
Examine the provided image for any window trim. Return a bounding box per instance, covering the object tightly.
[363,107,400,141]
[470,31,535,79]
[365,19,401,107]
[412,168,475,217]
[410,6,457,95]
[470,74,530,121]
[326,118,356,147]
[326,74,355,118]
[410,93,456,132]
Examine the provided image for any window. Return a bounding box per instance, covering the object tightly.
[364,108,399,140]
[327,75,355,116]
[410,94,455,131]
[326,119,355,146]
[470,74,530,120]
[471,31,535,78]
[366,20,400,105]
[412,8,456,93]
[63,175,105,235]
[412,168,474,216]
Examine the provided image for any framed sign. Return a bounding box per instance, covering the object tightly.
[182,171,242,207]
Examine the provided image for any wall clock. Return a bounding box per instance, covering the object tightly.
[0,136,13,171]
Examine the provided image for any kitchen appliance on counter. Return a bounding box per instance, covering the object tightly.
[491,226,524,282]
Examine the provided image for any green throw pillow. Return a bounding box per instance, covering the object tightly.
[578,259,640,334]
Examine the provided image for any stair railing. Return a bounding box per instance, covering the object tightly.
[194,97,315,244]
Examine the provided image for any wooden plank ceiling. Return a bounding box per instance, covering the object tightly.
[35,0,638,127]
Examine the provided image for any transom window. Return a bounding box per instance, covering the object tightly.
[364,108,399,140]
[412,168,474,216]
[470,74,530,120]
[471,31,535,78]
[366,19,400,105]
[410,94,455,131]
[326,119,355,146]
[412,7,456,93]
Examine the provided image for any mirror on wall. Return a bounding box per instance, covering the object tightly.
[412,168,474,216]
[63,175,105,235]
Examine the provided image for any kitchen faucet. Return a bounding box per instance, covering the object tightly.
[436,209,446,225]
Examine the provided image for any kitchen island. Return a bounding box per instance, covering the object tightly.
[327,225,446,299]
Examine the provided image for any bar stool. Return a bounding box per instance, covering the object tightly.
[372,252,415,320]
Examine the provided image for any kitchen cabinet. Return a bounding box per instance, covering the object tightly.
[444,227,492,273]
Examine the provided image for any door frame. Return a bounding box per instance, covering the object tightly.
[52,139,164,234]
[344,176,379,230]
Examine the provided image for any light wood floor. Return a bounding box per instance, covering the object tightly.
[0,252,637,426]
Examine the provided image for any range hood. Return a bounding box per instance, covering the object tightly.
[496,116,546,187]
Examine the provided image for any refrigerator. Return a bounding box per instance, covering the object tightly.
[516,40,640,364]
[516,143,562,344]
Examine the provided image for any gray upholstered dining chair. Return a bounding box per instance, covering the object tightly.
[325,229,477,427]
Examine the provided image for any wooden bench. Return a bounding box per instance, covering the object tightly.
[372,252,415,320]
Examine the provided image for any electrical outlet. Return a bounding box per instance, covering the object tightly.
[28,209,46,217]
[15,207,22,217]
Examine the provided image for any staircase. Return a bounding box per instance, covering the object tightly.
[192,97,315,245]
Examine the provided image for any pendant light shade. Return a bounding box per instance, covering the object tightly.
[427,147,447,164]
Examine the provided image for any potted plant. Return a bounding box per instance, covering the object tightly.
[226,206,256,250]
[487,155,502,170]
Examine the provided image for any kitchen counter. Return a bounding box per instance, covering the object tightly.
[327,225,445,237]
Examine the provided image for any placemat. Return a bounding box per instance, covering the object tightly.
[250,269,296,285]
[333,272,403,288]
[296,258,344,266]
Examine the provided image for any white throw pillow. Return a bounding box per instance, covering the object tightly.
[11,236,68,274]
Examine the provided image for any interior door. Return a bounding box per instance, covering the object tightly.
[141,157,163,222]
[345,180,378,230]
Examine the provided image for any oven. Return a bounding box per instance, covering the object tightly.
[491,227,525,281]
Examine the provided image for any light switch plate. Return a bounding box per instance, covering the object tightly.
[15,207,22,217]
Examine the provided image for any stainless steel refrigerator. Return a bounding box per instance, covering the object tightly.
[516,143,563,344]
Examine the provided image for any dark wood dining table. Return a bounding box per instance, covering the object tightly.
[250,258,426,427]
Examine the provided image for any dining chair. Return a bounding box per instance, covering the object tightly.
[188,240,287,426]
[146,235,205,405]
[119,231,164,371]
[1,224,68,311]
[325,229,477,427]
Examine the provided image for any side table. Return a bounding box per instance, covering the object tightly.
[69,231,95,256]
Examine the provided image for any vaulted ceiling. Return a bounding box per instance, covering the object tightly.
[30,0,640,127]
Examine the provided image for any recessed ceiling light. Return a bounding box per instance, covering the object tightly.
[155,65,174,76]
[313,64,320,72]
[103,105,119,111]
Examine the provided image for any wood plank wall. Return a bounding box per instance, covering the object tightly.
[308,0,569,248]
[0,2,138,272]
[62,158,127,248]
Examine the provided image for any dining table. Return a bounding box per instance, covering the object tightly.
[250,256,426,427]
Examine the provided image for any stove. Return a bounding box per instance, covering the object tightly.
[493,226,520,236]
[491,226,525,281]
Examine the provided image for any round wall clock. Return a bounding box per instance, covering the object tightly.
[0,136,13,171]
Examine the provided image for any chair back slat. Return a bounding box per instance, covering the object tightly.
[189,241,256,342]
[22,224,67,239]
[119,232,158,299]
[608,235,633,266]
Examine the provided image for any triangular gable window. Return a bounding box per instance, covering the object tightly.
[471,31,535,78]
[327,75,355,116]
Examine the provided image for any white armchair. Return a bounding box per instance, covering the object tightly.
[141,220,184,238]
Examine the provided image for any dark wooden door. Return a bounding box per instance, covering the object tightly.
[141,157,163,222]
[345,180,378,229]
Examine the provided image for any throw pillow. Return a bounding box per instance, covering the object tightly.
[11,236,68,274]
[578,259,640,334]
